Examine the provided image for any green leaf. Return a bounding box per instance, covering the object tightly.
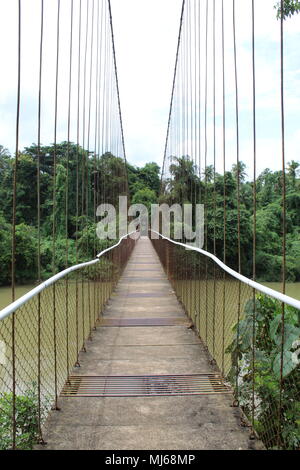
[272,351,297,378]
[274,324,300,350]
[270,315,281,342]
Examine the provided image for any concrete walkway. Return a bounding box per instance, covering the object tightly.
[40,237,261,450]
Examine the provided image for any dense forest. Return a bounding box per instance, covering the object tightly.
[161,156,300,282]
[0,143,299,285]
[0,142,159,285]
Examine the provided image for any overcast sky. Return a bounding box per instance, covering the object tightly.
[0,0,299,176]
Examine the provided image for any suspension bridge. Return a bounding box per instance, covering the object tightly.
[0,0,299,451]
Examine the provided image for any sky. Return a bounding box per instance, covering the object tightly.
[0,0,299,177]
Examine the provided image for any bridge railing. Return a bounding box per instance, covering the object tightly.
[151,231,300,450]
[0,232,138,449]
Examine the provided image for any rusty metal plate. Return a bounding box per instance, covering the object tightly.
[61,374,231,397]
[124,292,171,298]
[130,263,160,265]
[99,317,190,327]
[126,269,160,272]
[122,278,165,282]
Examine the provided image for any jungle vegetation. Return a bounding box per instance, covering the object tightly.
[0,143,299,285]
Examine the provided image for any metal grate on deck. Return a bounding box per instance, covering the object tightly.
[99,318,190,327]
[60,374,231,397]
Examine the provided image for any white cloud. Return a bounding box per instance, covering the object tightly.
[0,0,299,175]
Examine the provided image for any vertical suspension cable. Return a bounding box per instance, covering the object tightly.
[65,0,74,380]
[161,0,186,191]
[221,0,226,377]
[212,0,216,358]
[81,0,90,353]
[11,0,22,450]
[197,0,202,337]
[93,0,101,326]
[204,0,209,345]
[52,0,61,411]
[86,0,95,341]
[251,0,257,438]
[233,0,241,404]
[233,0,241,276]
[278,0,286,449]
[108,0,127,172]
[37,0,44,442]
[193,0,198,332]
[75,0,82,367]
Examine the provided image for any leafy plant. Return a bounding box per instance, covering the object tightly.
[0,383,49,450]
[275,0,300,19]
[227,294,300,449]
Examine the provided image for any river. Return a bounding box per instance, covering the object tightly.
[0,284,36,310]
[262,282,300,301]
[0,282,299,311]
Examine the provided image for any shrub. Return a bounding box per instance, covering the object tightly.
[0,383,49,450]
[227,294,300,449]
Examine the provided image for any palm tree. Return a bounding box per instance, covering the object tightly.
[287,160,300,187]
[169,156,198,203]
[202,165,214,183]
[232,161,247,185]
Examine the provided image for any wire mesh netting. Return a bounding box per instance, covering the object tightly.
[0,236,136,450]
[152,235,300,450]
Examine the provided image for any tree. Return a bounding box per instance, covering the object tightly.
[276,0,300,19]
[127,161,160,199]
[232,161,247,185]
[132,188,157,212]
[202,165,214,183]
[169,156,199,203]
[138,162,160,195]
[0,145,9,157]
[97,152,128,207]
[287,160,300,188]
[0,215,12,285]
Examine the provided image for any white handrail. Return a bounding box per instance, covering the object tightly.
[0,231,138,322]
[151,230,300,311]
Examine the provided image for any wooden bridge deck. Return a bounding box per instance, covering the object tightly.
[39,237,261,450]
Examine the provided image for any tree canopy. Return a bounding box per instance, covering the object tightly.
[276,0,300,19]
[0,143,160,285]
[161,155,300,282]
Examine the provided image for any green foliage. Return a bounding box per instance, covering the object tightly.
[97,152,128,205]
[0,215,11,285]
[127,161,160,200]
[276,0,300,19]
[0,143,130,286]
[162,157,300,281]
[15,224,38,283]
[0,141,299,285]
[0,383,49,450]
[0,216,38,285]
[227,294,300,449]
[132,188,157,212]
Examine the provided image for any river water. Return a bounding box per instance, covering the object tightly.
[0,282,299,311]
[262,282,300,301]
[0,285,36,310]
